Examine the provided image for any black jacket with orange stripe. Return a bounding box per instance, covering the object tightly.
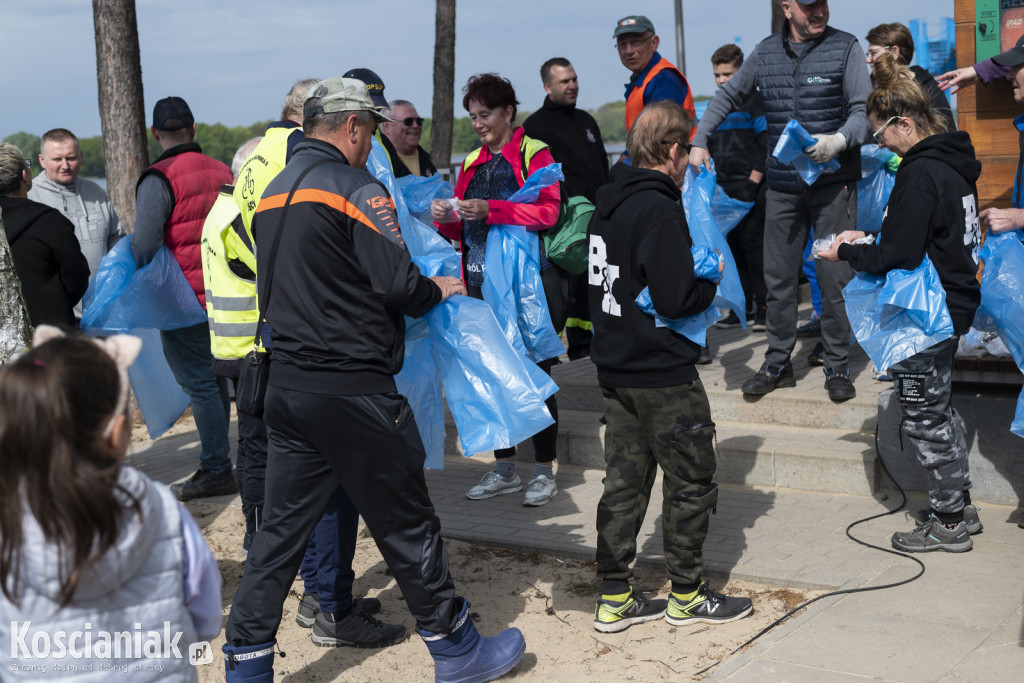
[252,138,441,396]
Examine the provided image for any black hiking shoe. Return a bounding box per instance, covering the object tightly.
[297,592,382,628]
[824,366,856,402]
[311,609,406,648]
[170,467,238,502]
[741,362,795,395]
[665,582,753,626]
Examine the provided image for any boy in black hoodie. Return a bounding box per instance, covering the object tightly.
[588,101,752,634]
[820,54,981,552]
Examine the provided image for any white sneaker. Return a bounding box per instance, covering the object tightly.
[466,471,522,500]
[522,475,558,506]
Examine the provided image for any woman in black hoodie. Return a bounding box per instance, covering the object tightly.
[0,143,89,326]
[820,53,981,553]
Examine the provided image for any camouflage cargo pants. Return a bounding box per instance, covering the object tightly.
[595,381,718,588]
[889,337,972,515]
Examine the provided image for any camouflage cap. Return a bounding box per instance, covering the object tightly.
[303,77,395,122]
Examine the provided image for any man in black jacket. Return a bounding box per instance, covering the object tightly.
[588,101,752,635]
[524,57,609,359]
[223,77,526,683]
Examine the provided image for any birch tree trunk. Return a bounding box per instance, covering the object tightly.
[93,0,148,233]
[0,208,33,364]
[430,0,456,175]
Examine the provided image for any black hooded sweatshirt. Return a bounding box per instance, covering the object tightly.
[587,163,718,388]
[1,196,90,326]
[838,131,981,335]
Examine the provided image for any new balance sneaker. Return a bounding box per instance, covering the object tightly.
[593,589,667,633]
[311,609,407,648]
[915,505,983,535]
[665,582,753,626]
[170,466,238,502]
[523,475,558,506]
[891,517,973,553]
[741,362,795,395]
[466,471,522,500]
[296,592,382,628]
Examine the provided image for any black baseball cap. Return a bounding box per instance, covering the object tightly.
[993,34,1024,68]
[152,96,194,131]
[342,68,388,109]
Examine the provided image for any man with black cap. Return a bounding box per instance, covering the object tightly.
[222,76,526,683]
[131,96,238,501]
[614,15,695,137]
[689,0,871,403]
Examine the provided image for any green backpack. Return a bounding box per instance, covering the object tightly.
[543,195,594,275]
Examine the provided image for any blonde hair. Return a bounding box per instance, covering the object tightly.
[626,101,694,169]
[0,142,27,197]
[867,53,947,139]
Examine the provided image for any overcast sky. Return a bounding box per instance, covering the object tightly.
[2,0,952,139]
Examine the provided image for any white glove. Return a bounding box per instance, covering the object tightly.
[805,132,847,164]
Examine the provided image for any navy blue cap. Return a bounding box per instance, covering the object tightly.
[152,96,194,131]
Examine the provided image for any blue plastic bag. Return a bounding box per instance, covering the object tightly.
[396,174,453,224]
[427,295,557,455]
[710,184,755,236]
[121,328,190,440]
[978,232,1024,437]
[682,165,747,327]
[367,139,558,456]
[81,235,207,332]
[843,254,954,372]
[857,144,897,233]
[482,163,565,363]
[772,119,841,186]
[635,246,722,346]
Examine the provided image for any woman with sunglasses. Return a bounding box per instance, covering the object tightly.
[819,52,982,553]
[430,73,564,507]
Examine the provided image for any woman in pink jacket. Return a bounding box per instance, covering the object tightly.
[431,72,565,508]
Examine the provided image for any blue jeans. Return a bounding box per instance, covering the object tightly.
[299,485,359,614]
[161,322,232,475]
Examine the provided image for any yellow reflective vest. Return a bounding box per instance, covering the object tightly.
[233,124,297,238]
[201,188,260,360]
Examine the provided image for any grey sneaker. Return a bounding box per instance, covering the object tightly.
[466,471,522,500]
[523,475,558,506]
[892,517,973,553]
[594,589,667,633]
[915,505,983,535]
[665,582,753,626]
[296,593,382,628]
[311,609,406,648]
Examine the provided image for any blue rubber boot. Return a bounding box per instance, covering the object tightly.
[223,641,275,682]
[420,598,526,683]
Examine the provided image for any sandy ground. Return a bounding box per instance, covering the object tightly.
[133,412,819,681]
[182,495,818,682]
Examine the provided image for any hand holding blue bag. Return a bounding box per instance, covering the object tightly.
[978,231,1024,437]
[635,246,722,346]
[843,254,953,373]
[397,174,454,224]
[482,163,566,363]
[772,120,841,186]
[681,164,747,327]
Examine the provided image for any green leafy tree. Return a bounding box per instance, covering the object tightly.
[592,101,627,146]
[3,133,41,173]
[78,136,107,178]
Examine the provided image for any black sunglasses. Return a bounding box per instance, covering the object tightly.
[398,117,425,127]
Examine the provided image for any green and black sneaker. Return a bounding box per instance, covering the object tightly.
[593,588,667,633]
[665,582,753,626]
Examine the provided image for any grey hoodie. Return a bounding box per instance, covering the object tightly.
[28,172,123,276]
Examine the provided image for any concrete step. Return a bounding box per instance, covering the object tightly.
[445,410,879,497]
[551,357,880,431]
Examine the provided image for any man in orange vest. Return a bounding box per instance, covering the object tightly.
[615,15,695,137]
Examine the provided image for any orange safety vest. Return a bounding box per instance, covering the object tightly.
[625,57,696,138]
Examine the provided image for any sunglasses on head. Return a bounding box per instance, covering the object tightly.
[398,117,424,127]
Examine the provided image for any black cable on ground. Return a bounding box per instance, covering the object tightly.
[691,426,926,679]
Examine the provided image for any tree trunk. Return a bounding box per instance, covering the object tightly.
[771,0,786,34]
[93,0,148,233]
[0,208,33,364]
[430,0,456,175]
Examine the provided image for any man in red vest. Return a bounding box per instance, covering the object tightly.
[131,96,237,501]
[615,15,695,137]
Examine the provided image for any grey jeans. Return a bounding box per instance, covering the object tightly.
[763,184,856,369]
